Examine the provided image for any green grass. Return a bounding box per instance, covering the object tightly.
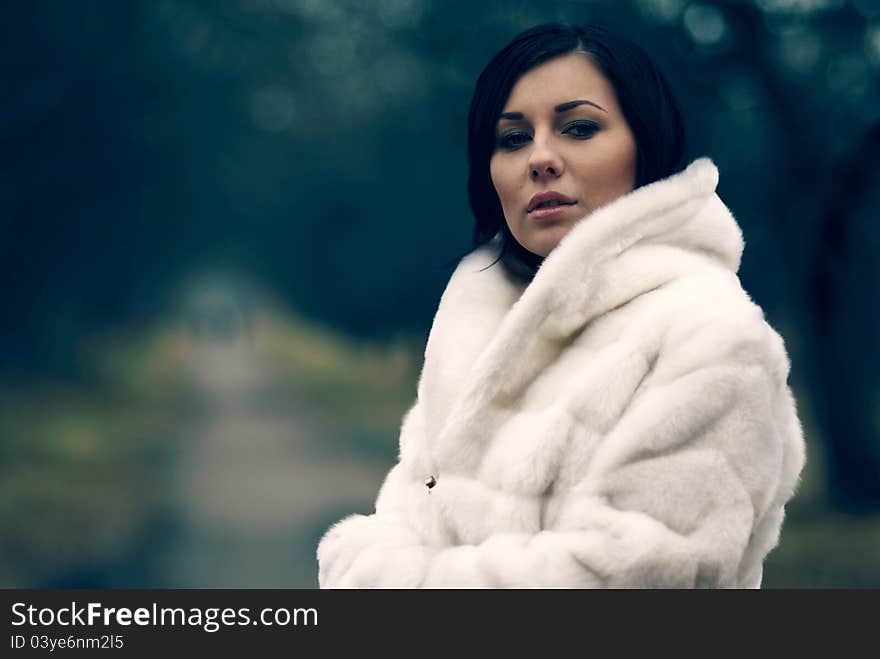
[763,514,880,587]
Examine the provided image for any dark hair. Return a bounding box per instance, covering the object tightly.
[467,22,686,281]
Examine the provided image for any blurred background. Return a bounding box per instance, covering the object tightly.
[2,0,878,588]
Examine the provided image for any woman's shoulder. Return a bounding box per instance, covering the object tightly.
[643,269,792,384]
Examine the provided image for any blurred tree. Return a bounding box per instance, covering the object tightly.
[809,121,880,512]
[2,0,878,511]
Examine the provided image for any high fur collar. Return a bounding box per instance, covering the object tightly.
[416,157,744,474]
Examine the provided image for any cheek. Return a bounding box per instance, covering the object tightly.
[608,150,636,197]
[578,135,637,196]
[612,132,638,189]
[489,158,513,209]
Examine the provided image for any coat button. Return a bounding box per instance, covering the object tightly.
[425,475,436,491]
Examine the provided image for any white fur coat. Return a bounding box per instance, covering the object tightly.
[317,158,806,588]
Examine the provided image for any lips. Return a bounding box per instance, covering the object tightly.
[527,191,576,213]
[529,204,576,221]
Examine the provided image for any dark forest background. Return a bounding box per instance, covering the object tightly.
[2,0,879,587]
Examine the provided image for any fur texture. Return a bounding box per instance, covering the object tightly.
[317,158,806,588]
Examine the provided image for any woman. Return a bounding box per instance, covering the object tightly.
[317,23,805,588]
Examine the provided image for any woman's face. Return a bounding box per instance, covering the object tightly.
[490,52,637,258]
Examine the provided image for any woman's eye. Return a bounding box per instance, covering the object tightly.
[563,121,599,139]
[496,131,531,150]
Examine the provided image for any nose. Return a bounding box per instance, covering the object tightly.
[528,139,564,181]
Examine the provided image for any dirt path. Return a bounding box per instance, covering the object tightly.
[158,335,390,588]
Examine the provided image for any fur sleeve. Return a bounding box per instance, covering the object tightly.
[317,402,439,588]
[316,461,438,588]
[317,322,805,588]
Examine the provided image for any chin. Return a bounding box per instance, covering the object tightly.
[526,230,569,258]
[522,242,554,259]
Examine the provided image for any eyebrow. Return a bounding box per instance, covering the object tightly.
[498,99,607,120]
